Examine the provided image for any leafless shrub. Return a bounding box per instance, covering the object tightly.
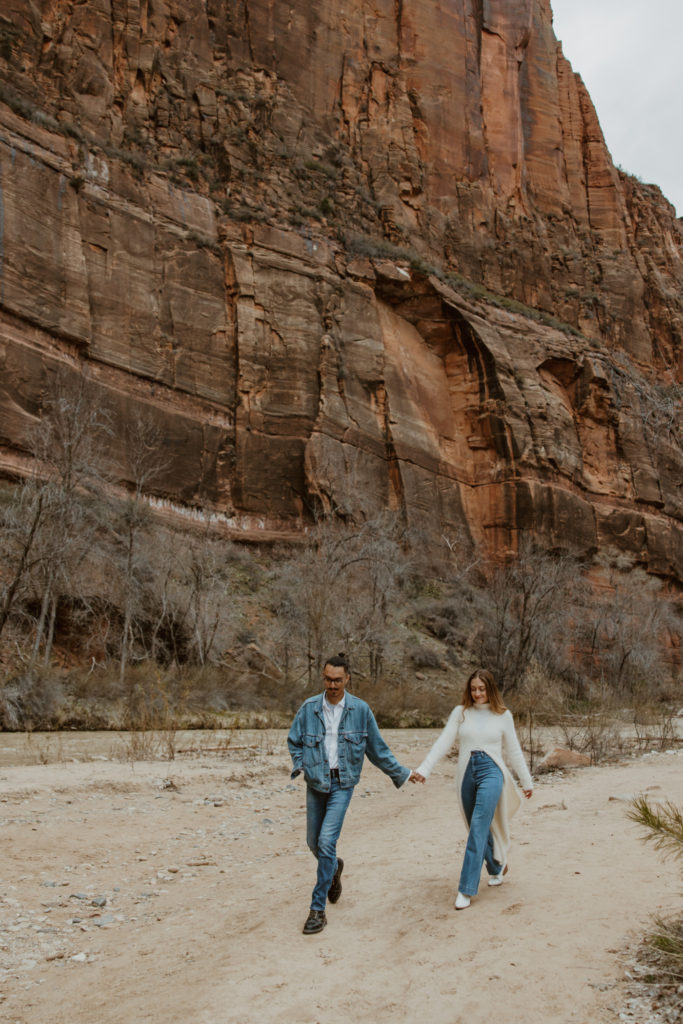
[552,686,627,763]
[571,710,625,763]
[611,351,682,453]
[574,562,679,700]
[353,669,456,727]
[510,666,567,771]
[632,704,679,754]
[114,729,167,762]
[0,668,65,730]
[114,663,179,760]
[23,731,65,765]
[407,643,443,670]
[176,725,239,758]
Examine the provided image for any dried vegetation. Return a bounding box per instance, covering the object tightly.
[0,371,680,752]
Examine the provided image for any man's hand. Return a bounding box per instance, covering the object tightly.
[409,770,425,784]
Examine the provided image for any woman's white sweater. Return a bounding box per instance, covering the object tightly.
[417,703,533,866]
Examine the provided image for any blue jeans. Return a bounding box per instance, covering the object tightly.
[459,751,504,896]
[306,779,354,911]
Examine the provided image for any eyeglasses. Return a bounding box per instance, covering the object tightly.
[323,675,345,684]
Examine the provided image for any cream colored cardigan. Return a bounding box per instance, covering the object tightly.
[416,703,533,866]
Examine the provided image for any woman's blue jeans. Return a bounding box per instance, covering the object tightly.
[459,751,504,896]
[306,779,354,911]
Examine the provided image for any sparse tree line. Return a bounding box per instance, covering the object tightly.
[0,371,680,734]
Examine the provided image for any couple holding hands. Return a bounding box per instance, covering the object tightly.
[288,655,533,934]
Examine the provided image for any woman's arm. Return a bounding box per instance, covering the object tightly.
[502,710,533,793]
[415,706,462,779]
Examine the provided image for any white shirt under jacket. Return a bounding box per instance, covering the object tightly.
[416,703,533,866]
[322,695,345,769]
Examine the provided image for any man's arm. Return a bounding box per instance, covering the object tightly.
[287,707,304,779]
[364,707,411,788]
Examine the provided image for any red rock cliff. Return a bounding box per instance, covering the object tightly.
[0,0,681,578]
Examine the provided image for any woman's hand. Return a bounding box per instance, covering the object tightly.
[523,788,533,799]
[409,771,426,784]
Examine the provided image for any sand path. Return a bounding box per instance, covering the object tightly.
[0,731,681,1024]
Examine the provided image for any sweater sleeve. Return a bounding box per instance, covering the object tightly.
[416,706,462,778]
[502,710,533,790]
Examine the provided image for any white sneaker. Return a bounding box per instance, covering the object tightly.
[488,864,508,886]
[455,892,471,910]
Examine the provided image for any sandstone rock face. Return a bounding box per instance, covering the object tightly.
[0,1,681,578]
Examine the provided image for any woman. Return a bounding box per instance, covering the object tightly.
[413,669,533,910]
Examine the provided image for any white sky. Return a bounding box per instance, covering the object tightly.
[550,0,682,216]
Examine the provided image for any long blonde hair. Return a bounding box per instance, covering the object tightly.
[461,669,506,714]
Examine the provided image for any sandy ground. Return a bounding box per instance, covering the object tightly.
[0,729,681,1024]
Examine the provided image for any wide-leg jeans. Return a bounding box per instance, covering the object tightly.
[306,779,354,911]
[459,750,504,896]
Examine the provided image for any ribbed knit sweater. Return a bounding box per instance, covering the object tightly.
[417,703,533,866]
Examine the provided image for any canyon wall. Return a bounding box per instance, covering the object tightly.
[0,0,681,578]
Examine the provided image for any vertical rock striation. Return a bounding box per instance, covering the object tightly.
[0,0,680,578]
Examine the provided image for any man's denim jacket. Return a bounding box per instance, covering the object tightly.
[287,692,410,793]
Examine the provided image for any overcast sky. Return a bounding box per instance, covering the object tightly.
[550,0,682,216]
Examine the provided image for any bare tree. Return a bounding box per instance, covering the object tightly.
[171,532,239,667]
[110,414,169,684]
[476,536,584,694]
[271,512,408,686]
[0,370,110,660]
[0,483,47,642]
[574,563,679,699]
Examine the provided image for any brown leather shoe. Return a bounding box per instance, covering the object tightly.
[328,858,344,904]
[302,909,327,934]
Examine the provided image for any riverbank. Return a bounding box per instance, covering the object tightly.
[1,732,681,1023]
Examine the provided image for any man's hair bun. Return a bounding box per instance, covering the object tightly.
[325,652,350,672]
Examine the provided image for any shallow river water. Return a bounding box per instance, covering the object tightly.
[0,727,293,767]
[0,717,679,768]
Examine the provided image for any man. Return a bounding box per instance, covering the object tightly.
[288,652,417,934]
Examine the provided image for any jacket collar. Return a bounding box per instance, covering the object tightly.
[314,690,358,719]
